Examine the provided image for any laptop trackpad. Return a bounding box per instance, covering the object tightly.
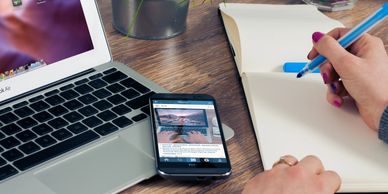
[35,137,155,194]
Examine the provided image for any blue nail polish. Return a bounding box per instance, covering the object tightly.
[330,83,337,93]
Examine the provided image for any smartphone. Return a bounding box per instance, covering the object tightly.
[149,93,232,180]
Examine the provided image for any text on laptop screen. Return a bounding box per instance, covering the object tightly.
[0,0,94,82]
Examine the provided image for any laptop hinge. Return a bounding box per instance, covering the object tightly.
[0,68,95,107]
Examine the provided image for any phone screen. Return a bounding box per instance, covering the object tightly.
[151,99,229,167]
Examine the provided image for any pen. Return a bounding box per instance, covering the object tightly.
[297,2,388,78]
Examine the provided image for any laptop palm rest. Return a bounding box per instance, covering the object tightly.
[35,136,155,194]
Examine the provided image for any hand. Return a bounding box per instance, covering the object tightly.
[184,131,209,144]
[157,131,182,143]
[243,155,341,194]
[308,28,388,130]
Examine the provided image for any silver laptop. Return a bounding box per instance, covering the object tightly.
[0,0,168,193]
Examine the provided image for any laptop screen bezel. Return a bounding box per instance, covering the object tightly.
[0,0,111,102]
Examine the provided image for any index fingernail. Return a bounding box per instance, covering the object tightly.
[312,32,324,43]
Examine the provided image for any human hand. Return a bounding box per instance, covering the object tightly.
[184,131,208,144]
[157,131,182,143]
[308,28,388,130]
[243,155,341,194]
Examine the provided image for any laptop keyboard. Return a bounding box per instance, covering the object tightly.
[0,68,155,181]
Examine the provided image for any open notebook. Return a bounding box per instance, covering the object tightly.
[219,3,388,192]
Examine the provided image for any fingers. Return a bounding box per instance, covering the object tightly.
[298,155,324,174]
[308,28,350,60]
[319,170,342,193]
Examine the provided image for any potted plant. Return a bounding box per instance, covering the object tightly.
[112,0,190,40]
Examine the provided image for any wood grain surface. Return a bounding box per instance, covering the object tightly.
[96,0,388,193]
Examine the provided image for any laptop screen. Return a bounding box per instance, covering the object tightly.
[0,0,94,82]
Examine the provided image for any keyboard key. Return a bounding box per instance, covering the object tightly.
[29,95,44,103]
[132,114,147,122]
[1,124,22,135]
[63,99,83,110]
[63,112,84,123]
[107,94,126,105]
[45,95,65,106]
[75,78,89,85]
[97,110,117,122]
[0,165,18,181]
[106,83,125,93]
[35,135,57,147]
[48,105,69,116]
[120,78,150,94]
[16,130,37,142]
[32,123,53,136]
[121,89,140,100]
[19,142,40,155]
[89,73,102,80]
[112,117,133,128]
[0,137,21,149]
[33,111,53,123]
[17,117,38,129]
[141,106,150,115]
[103,68,117,75]
[0,157,6,166]
[0,107,12,115]
[14,106,35,118]
[78,94,98,105]
[48,118,69,129]
[82,116,103,128]
[112,104,131,115]
[13,130,99,171]
[59,84,74,91]
[92,88,112,99]
[102,71,127,84]
[93,100,112,111]
[13,101,28,109]
[60,89,80,100]
[126,92,155,110]
[0,132,5,140]
[0,112,19,125]
[67,122,88,134]
[2,149,23,162]
[94,123,118,136]
[30,101,50,112]
[74,84,94,95]
[52,129,72,141]
[44,89,59,97]
[78,106,98,117]
[88,79,107,89]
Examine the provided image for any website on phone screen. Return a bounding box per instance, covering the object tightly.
[152,100,227,163]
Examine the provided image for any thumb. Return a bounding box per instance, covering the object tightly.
[312,32,356,76]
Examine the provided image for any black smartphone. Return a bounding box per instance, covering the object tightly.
[149,93,232,181]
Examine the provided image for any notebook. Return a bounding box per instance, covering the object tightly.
[220,3,388,192]
[0,1,237,194]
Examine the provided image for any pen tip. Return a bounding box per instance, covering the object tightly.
[296,73,302,78]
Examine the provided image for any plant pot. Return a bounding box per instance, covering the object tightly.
[112,0,189,40]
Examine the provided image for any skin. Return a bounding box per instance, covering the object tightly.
[309,28,388,130]
[243,28,388,193]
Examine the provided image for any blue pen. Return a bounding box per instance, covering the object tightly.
[297,3,388,78]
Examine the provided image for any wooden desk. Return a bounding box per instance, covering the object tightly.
[97,0,388,193]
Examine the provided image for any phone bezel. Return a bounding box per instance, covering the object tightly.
[149,93,231,177]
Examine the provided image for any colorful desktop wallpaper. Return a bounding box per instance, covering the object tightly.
[0,0,94,80]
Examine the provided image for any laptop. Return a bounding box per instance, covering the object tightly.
[0,0,168,193]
